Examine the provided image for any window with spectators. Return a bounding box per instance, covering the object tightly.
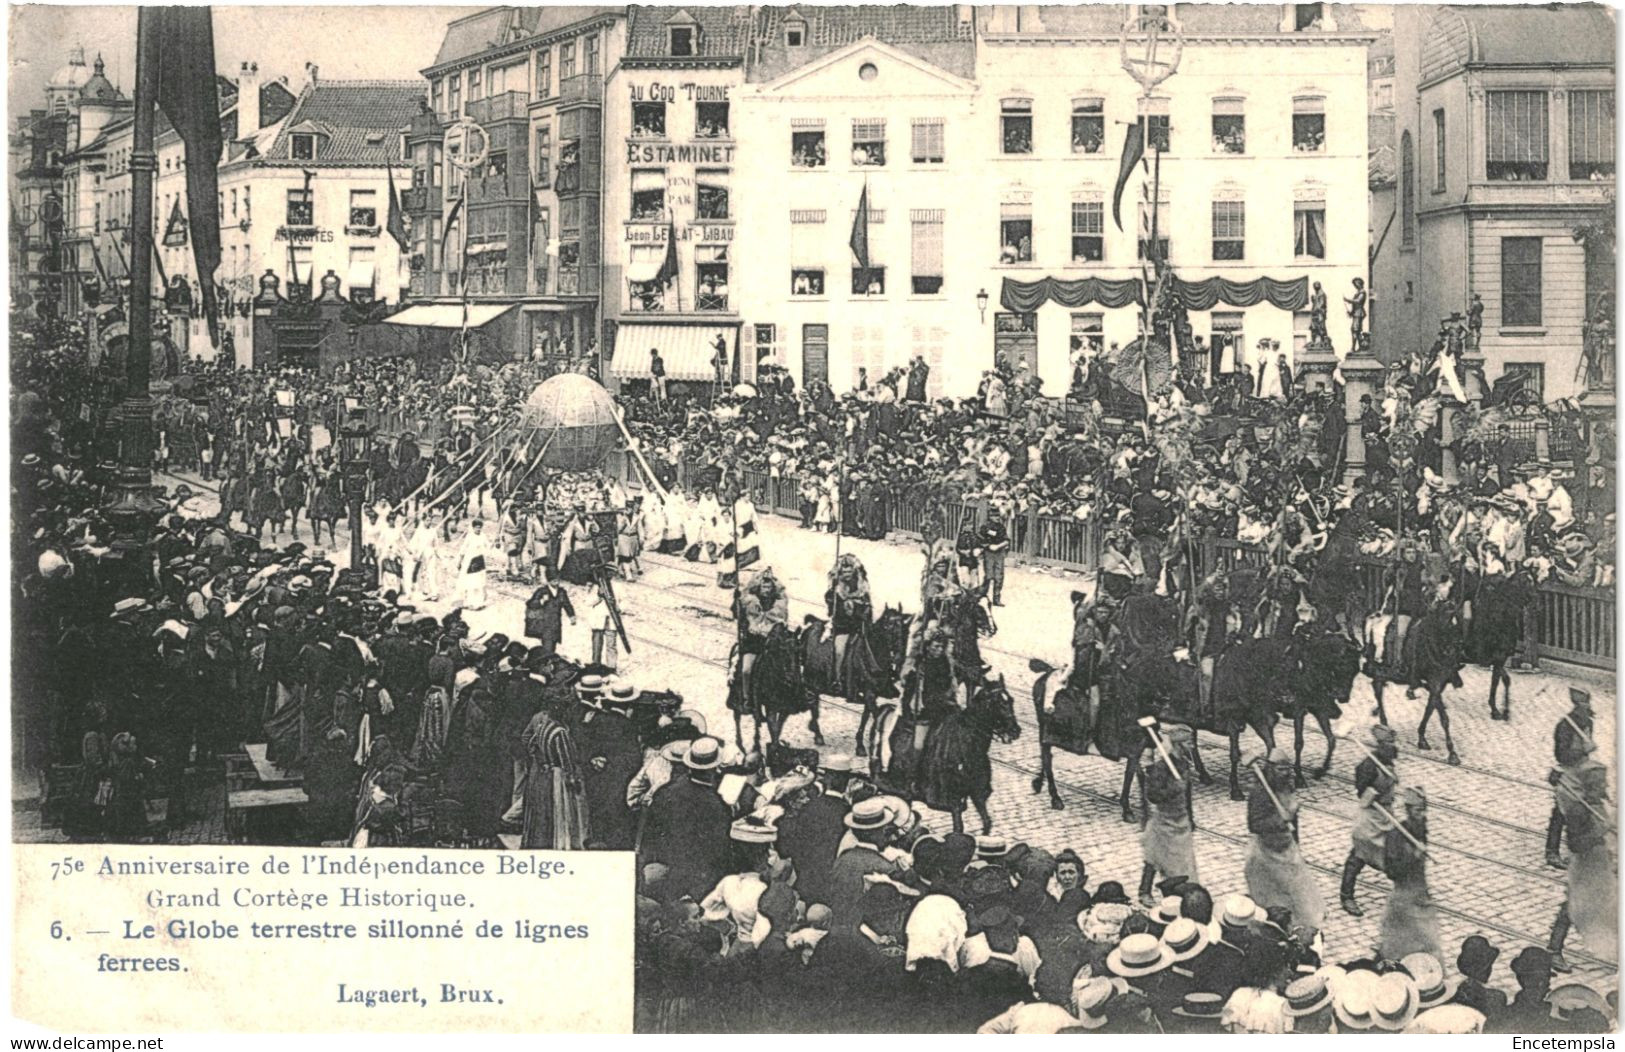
[1568,90,1614,180]
[286,188,313,226]
[632,100,666,138]
[630,169,666,221]
[1486,90,1548,181]
[852,120,886,167]
[696,101,729,139]
[349,188,377,228]
[696,245,729,310]
[696,170,731,220]
[1072,98,1105,154]
[1001,98,1033,154]
[1292,96,1326,152]
[792,124,827,168]
[1000,201,1033,264]
[1212,98,1246,154]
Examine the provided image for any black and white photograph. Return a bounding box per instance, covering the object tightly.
[7,0,1620,1036]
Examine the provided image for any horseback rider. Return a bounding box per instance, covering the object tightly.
[1187,573,1234,714]
[826,554,872,687]
[1373,539,1428,664]
[737,567,789,709]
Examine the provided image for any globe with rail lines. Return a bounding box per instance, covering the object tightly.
[519,373,623,473]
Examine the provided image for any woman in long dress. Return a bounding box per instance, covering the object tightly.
[1138,723,1199,905]
[1244,749,1325,930]
[1379,786,1440,960]
[518,707,590,849]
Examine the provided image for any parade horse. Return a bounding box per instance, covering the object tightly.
[879,673,1020,834]
[1363,600,1467,764]
[798,605,911,757]
[1465,572,1536,722]
[727,623,812,753]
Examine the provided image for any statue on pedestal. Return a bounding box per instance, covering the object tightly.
[1467,293,1484,351]
[1308,281,1331,349]
[1343,278,1366,348]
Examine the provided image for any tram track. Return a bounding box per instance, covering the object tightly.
[485,575,1612,973]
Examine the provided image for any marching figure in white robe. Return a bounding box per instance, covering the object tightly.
[458,519,496,611]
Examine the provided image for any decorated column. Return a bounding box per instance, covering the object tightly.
[1339,333,1384,482]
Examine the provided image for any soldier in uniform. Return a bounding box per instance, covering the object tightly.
[1341,723,1399,916]
[1546,687,1596,869]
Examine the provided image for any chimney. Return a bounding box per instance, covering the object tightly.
[237,61,261,133]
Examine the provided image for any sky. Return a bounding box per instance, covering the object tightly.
[8,4,474,117]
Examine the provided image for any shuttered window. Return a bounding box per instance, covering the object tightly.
[1486,90,1548,181]
[910,209,944,294]
[1569,90,1614,180]
[911,119,945,164]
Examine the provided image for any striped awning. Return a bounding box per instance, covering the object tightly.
[382,303,516,329]
[611,322,736,381]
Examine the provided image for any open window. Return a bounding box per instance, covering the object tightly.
[1071,98,1104,154]
[632,100,666,139]
[630,169,666,221]
[1292,97,1326,153]
[695,245,729,310]
[669,24,696,57]
[1001,98,1033,155]
[852,120,886,167]
[626,244,668,312]
[791,267,825,296]
[1487,90,1548,181]
[1212,98,1246,154]
[285,188,313,227]
[1000,200,1033,264]
[792,122,826,168]
[1569,90,1614,180]
[696,100,729,139]
[696,169,731,221]
[348,188,378,229]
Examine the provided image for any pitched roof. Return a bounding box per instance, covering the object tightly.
[428,6,618,71]
[1435,4,1614,68]
[625,5,757,59]
[262,80,424,166]
[752,4,976,80]
[980,3,1370,37]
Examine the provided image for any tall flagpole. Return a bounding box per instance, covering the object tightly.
[103,8,168,562]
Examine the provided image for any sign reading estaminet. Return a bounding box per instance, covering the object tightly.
[13,846,632,1032]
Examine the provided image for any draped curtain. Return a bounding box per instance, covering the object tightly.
[1001,274,1308,313]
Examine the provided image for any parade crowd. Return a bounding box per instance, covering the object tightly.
[10,312,1615,1036]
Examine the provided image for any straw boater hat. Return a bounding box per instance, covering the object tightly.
[1068,977,1116,1030]
[1283,973,1335,1019]
[575,674,607,700]
[1333,970,1381,1030]
[1153,896,1183,926]
[1170,992,1226,1022]
[683,736,722,771]
[1371,972,1421,1031]
[602,678,642,705]
[1106,932,1174,978]
[843,796,894,831]
[1160,917,1209,963]
[1401,953,1455,1010]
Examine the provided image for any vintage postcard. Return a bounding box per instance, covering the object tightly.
[8,0,1618,1037]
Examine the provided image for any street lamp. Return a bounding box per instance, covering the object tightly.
[976,288,990,323]
[339,407,373,573]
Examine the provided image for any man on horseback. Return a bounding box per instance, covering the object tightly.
[826,554,872,688]
[737,567,789,712]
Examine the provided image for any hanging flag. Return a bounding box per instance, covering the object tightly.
[1111,121,1145,232]
[716,495,760,589]
[439,195,464,270]
[385,164,410,255]
[162,197,189,246]
[152,6,223,348]
[654,219,679,285]
[849,180,871,285]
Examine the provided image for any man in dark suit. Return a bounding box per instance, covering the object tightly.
[825,797,901,932]
[776,755,851,907]
[571,676,642,851]
[525,569,576,659]
[639,736,732,900]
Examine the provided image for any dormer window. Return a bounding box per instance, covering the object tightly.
[669,25,695,57]
[291,134,316,160]
[1294,3,1324,30]
[785,17,806,46]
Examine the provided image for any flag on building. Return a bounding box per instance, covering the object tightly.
[385,164,410,255]
[440,195,464,275]
[1111,121,1145,232]
[849,181,871,288]
[152,6,223,347]
[655,220,679,285]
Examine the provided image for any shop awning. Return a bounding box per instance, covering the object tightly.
[611,322,736,381]
[347,260,376,291]
[382,303,517,329]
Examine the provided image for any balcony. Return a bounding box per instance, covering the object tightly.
[558,74,604,106]
[1466,180,1615,209]
[466,91,529,124]
[401,186,440,213]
